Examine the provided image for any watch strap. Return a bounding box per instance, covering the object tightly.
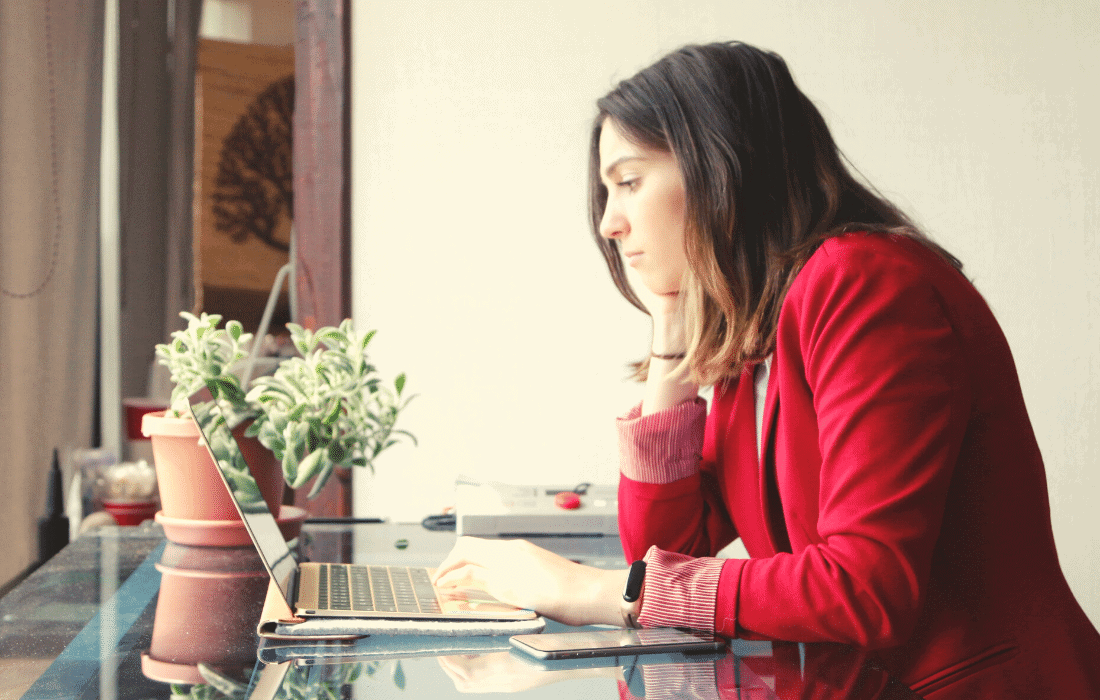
[620,560,647,628]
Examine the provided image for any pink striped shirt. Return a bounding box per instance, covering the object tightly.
[617,399,726,631]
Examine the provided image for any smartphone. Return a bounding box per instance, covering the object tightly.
[509,627,727,660]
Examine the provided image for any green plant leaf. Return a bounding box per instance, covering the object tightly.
[288,403,308,423]
[327,440,346,465]
[282,441,300,485]
[361,329,377,350]
[289,324,312,356]
[318,328,347,348]
[292,449,324,488]
[293,423,311,457]
[307,457,336,498]
[321,397,341,426]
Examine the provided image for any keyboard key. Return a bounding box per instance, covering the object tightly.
[349,565,374,611]
[419,599,442,613]
[369,567,397,612]
[317,564,329,610]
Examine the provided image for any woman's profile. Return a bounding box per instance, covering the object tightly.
[433,41,1100,697]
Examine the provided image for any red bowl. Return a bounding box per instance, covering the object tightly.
[103,500,159,526]
[122,398,169,441]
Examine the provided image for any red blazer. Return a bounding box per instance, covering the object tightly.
[618,233,1100,697]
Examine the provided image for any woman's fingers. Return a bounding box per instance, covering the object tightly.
[432,537,487,585]
[431,538,556,610]
[434,563,485,590]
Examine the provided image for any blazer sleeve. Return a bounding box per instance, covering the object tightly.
[716,240,972,648]
[616,397,738,563]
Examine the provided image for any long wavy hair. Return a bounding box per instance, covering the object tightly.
[589,42,961,385]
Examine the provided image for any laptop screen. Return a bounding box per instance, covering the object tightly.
[187,385,298,605]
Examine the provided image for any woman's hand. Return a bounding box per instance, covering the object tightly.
[431,537,627,628]
[629,272,698,415]
[629,269,686,348]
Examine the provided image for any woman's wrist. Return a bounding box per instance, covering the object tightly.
[578,567,632,627]
[651,313,686,357]
[642,348,698,416]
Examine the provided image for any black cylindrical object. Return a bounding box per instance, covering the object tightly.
[37,448,70,563]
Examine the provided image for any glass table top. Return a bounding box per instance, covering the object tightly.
[0,521,923,699]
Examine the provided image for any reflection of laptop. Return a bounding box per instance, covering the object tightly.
[188,385,537,623]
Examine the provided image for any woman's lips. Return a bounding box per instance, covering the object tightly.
[624,251,643,267]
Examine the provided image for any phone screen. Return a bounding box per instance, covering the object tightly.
[509,627,727,660]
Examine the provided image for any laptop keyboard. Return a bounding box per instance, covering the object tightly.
[316,564,442,614]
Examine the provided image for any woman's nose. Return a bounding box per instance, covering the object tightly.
[599,203,627,240]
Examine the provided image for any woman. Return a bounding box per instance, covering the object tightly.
[432,42,1100,696]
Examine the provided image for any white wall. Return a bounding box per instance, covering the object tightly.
[350,0,1100,627]
[200,0,295,44]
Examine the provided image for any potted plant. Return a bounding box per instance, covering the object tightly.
[143,312,413,543]
[141,312,278,533]
[244,319,414,499]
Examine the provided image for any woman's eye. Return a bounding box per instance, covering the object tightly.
[618,179,639,191]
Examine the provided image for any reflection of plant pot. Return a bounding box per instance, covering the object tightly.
[141,410,284,522]
[141,543,268,685]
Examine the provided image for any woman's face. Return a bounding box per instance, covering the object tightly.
[598,118,689,300]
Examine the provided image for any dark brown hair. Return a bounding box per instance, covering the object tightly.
[589,41,961,384]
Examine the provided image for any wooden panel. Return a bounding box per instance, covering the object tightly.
[164,0,201,326]
[292,0,351,516]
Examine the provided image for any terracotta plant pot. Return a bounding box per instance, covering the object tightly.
[141,410,284,522]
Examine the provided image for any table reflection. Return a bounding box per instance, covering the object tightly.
[140,541,267,691]
[437,649,622,693]
[239,635,923,700]
[724,642,921,700]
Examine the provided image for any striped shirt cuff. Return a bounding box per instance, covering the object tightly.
[637,546,723,632]
[616,397,707,484]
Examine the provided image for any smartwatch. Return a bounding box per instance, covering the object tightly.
[620,560,647,628]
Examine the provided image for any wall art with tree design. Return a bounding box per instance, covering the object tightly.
[194,38,294,331]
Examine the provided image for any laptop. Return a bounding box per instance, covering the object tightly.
[187,384,538,623]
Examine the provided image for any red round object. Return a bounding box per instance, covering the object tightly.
[123,398,169,440]
[103,500,159,526]
[554,491,581,510]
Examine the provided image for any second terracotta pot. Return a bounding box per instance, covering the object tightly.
[141,410,284,522]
